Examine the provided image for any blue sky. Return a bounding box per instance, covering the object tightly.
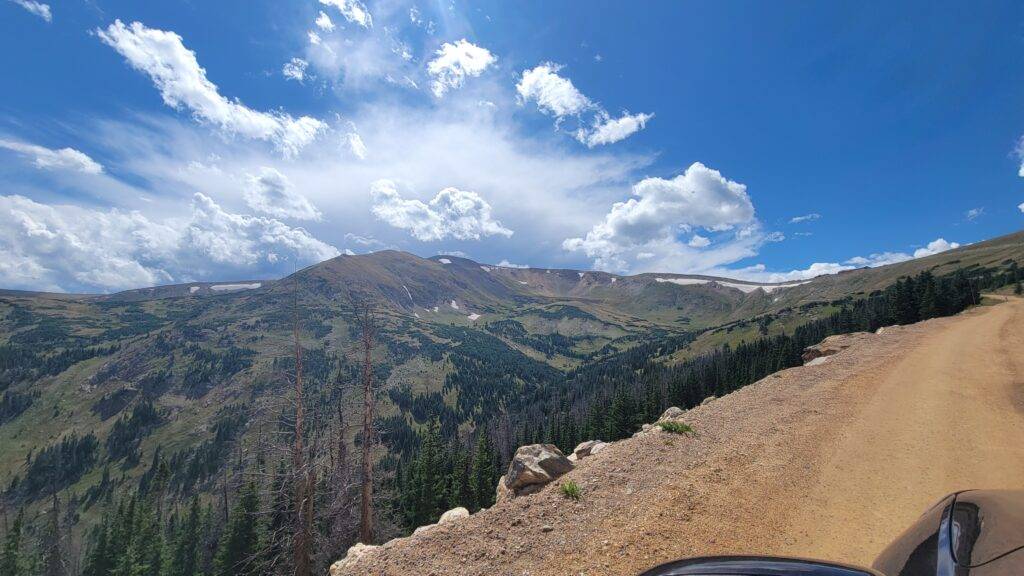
[1,0,1022,292]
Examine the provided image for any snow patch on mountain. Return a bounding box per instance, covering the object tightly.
[655,277,807,293]
[210,283,262,292]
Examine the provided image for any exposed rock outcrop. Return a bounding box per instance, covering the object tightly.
[701,395,716,406]
[503,444,574,496]
[802,332,873,364]
[496,474,514,503]
[329,543,379,575]
[660,406,686,420]
[571,440,607,460]
[439,506,469,524]
[412,506,471,536]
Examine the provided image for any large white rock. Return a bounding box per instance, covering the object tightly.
[572,440,607,460]
[660,406,686,420]
[329,543,379,575]
[496,474,514,504]
[504,444,574,494]
[438,506,469,524]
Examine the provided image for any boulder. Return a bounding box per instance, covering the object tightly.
[660,406,686,420]
[571,440,607,460]
[504,444,574,494]
[701,395,716,406]
[329,543,379,575]
[495,474,514,504]
[439,506,469,524]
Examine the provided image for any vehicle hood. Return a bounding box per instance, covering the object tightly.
[950,489,1024,567]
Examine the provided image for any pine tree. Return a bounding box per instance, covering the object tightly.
[918,276,938,319]
[446,448,469,510]
[82,514,112,576]
[42,496,66,576]
[109,499,163,576]
[166,497,201,576]
[213,481,261,576]
[408,420,445,527]
[1015,281,1022,295]
[469,432,497,511]
[1,508,25,576]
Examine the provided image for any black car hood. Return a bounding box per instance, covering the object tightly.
[949,490,1024,567]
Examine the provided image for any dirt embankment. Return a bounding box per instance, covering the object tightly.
[337,297,1024,576]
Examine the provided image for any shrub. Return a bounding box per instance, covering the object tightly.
[657,421,696,436]
[560,480,582,501]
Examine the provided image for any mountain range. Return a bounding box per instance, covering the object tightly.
[0,228,1021,542]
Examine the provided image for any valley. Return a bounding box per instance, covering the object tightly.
[0,230,1021,575]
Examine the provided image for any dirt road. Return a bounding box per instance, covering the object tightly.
[777,295,1024,564]
[337,297,1024,576]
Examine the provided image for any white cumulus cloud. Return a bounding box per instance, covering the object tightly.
[10,0,50,22]
[0,139,103,174]
[563,162,756,271]
[319,0,372,28]
[517,63,593,118]
[244,167,321,220]
[0,193,338,293]
[282,57,309,82]
[517,63,651,147]
[427,39,497,97]
[186,192,337,266]
[688,234,711,248]
[1019,202,1024,213]
[734,237,963,283]
[370,179,513,242]
[562,164,768,274]
[315,11,336,32]
[98,20,327,157]
[345,132,367,160]
[912,238,960,258]
[581,112,654,147]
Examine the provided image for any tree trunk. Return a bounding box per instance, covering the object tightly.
[358,308,376,544]
[292,290,312,576]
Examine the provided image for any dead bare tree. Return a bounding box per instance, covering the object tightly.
[357,304,377,544]
[313,380,359,569]
[291,280,314,576]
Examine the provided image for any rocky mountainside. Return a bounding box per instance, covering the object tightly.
[0,229,1020,573]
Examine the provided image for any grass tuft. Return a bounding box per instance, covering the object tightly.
[560,479,582,501]
[657,420,696,436]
